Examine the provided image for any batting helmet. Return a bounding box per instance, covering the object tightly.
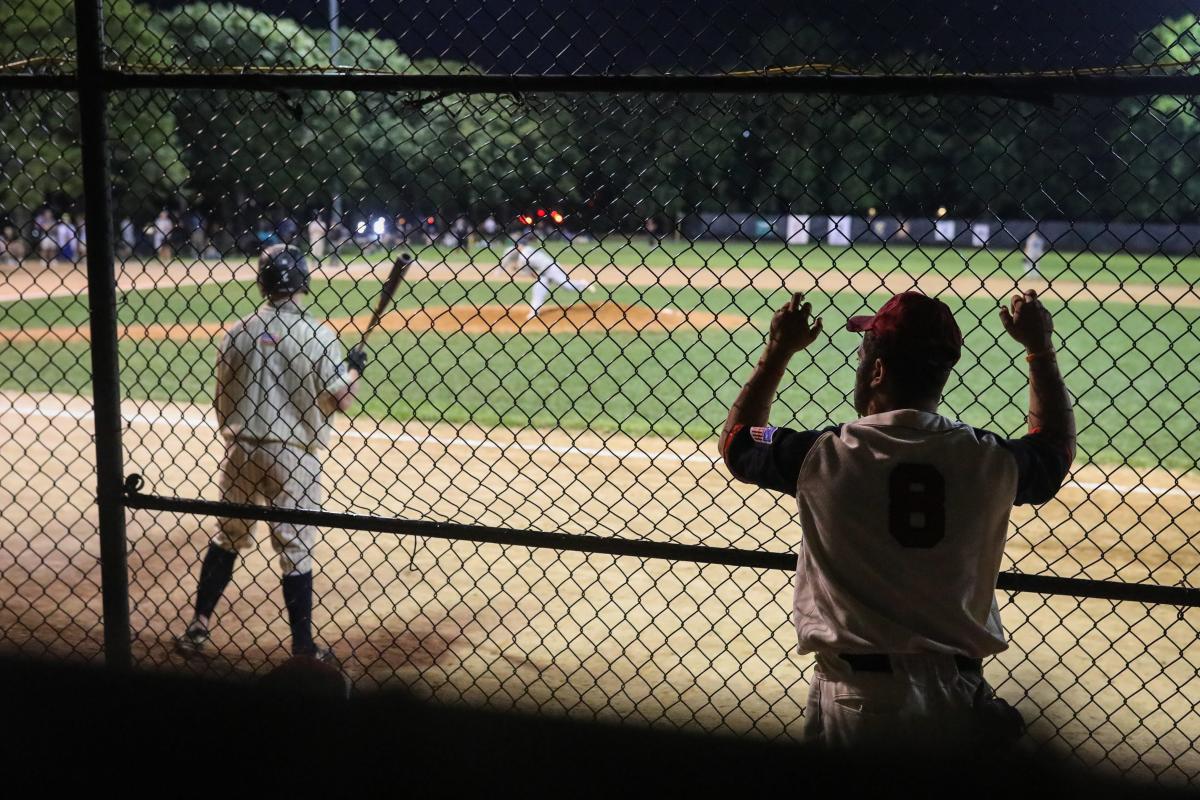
[258,244,309,295]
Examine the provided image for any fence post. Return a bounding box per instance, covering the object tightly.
[74,0,131,670]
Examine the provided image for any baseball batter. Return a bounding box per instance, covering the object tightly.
[501,232,594,320]
[720,289,1075,749]
[175,244,364,660]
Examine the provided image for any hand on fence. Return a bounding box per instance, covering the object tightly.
[999,289,1054,355]
[766,291,823,356]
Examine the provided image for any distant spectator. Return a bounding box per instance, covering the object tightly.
[206,221,233,258]
[452,215,470,248]
[184,210,207,256]
[6,224,27,262]
[404,216,429,246]
[52,214,77,263]
[394,215,413,246]
[327,221,350,256]
[118,217,136,258]
[645,217,663,250]
[152,210,174,260]
[480,215,498,240]
[0,225,14,267]
[308,212,327,261]
[35,209,57,262]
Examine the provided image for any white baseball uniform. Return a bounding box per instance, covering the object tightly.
[1023,232,1046,275]
[503,245,590,316]
[308,219,328,260]
[212,298,352,575]
[153,214,173,251]
[725,409,1070,747]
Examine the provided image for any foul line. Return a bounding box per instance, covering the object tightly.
[6,397,1198,501]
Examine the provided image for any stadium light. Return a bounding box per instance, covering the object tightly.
[372,217,385,236]
[551,210,564,224]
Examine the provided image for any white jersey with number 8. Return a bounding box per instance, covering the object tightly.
[725,408,1070,660]
[792,410,1016,658]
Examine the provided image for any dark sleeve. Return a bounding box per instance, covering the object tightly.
[976,428,1072,506]
[722,423,841,495]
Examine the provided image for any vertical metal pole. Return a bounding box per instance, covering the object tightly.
[327,0,343,227]
[328,0,341,67]
[75,0,131,670]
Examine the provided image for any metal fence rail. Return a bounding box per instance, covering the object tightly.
[2,0,1200,784]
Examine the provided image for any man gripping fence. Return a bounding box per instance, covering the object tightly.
[720,289,1075,750]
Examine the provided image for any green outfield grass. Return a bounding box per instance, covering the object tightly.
[406,237,1200,288]
[1,274,1197,472]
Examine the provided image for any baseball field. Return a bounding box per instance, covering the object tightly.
[1,239,1199,780]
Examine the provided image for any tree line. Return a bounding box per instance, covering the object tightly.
[2,3,1197,229]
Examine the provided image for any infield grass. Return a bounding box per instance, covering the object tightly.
[1,273,1196,472]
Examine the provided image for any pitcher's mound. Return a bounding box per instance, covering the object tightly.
[2,301,747,346]
[374,301,744,336]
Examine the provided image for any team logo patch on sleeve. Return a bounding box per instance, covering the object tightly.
[750,426,777,444]
[258,332,278,346]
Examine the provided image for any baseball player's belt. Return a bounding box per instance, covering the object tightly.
[838,653,983,674]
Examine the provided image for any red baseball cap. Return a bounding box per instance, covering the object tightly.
[847,292,962,363]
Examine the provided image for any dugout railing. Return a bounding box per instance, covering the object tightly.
[2,0,1200,784]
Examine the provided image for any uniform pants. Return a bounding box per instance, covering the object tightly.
[804,652,987,750]
[213,439,321,575]
[528,263,589,315]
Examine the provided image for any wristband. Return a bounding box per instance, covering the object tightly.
[1025,349,1055,363]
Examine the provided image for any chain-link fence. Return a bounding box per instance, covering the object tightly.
[3,0,1200,784]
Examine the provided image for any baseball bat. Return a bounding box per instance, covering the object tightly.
[353,252,413,353]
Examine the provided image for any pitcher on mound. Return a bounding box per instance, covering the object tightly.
[501,232,595,321]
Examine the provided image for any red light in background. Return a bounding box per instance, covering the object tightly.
[426,216,435,225]
[550,211,564,224]
[536,209,547,218]
[519,214,533,225]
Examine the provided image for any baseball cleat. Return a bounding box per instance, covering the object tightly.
[174,624,210,657]
[293,644,337,666]
[295,642,338,662]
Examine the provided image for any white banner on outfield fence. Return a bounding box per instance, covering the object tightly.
[826,216,852,246]
[935,219,957,242]
[784,214,810,245]
[970,222,991,247]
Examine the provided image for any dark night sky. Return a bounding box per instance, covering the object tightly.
[145,0,1200,74]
